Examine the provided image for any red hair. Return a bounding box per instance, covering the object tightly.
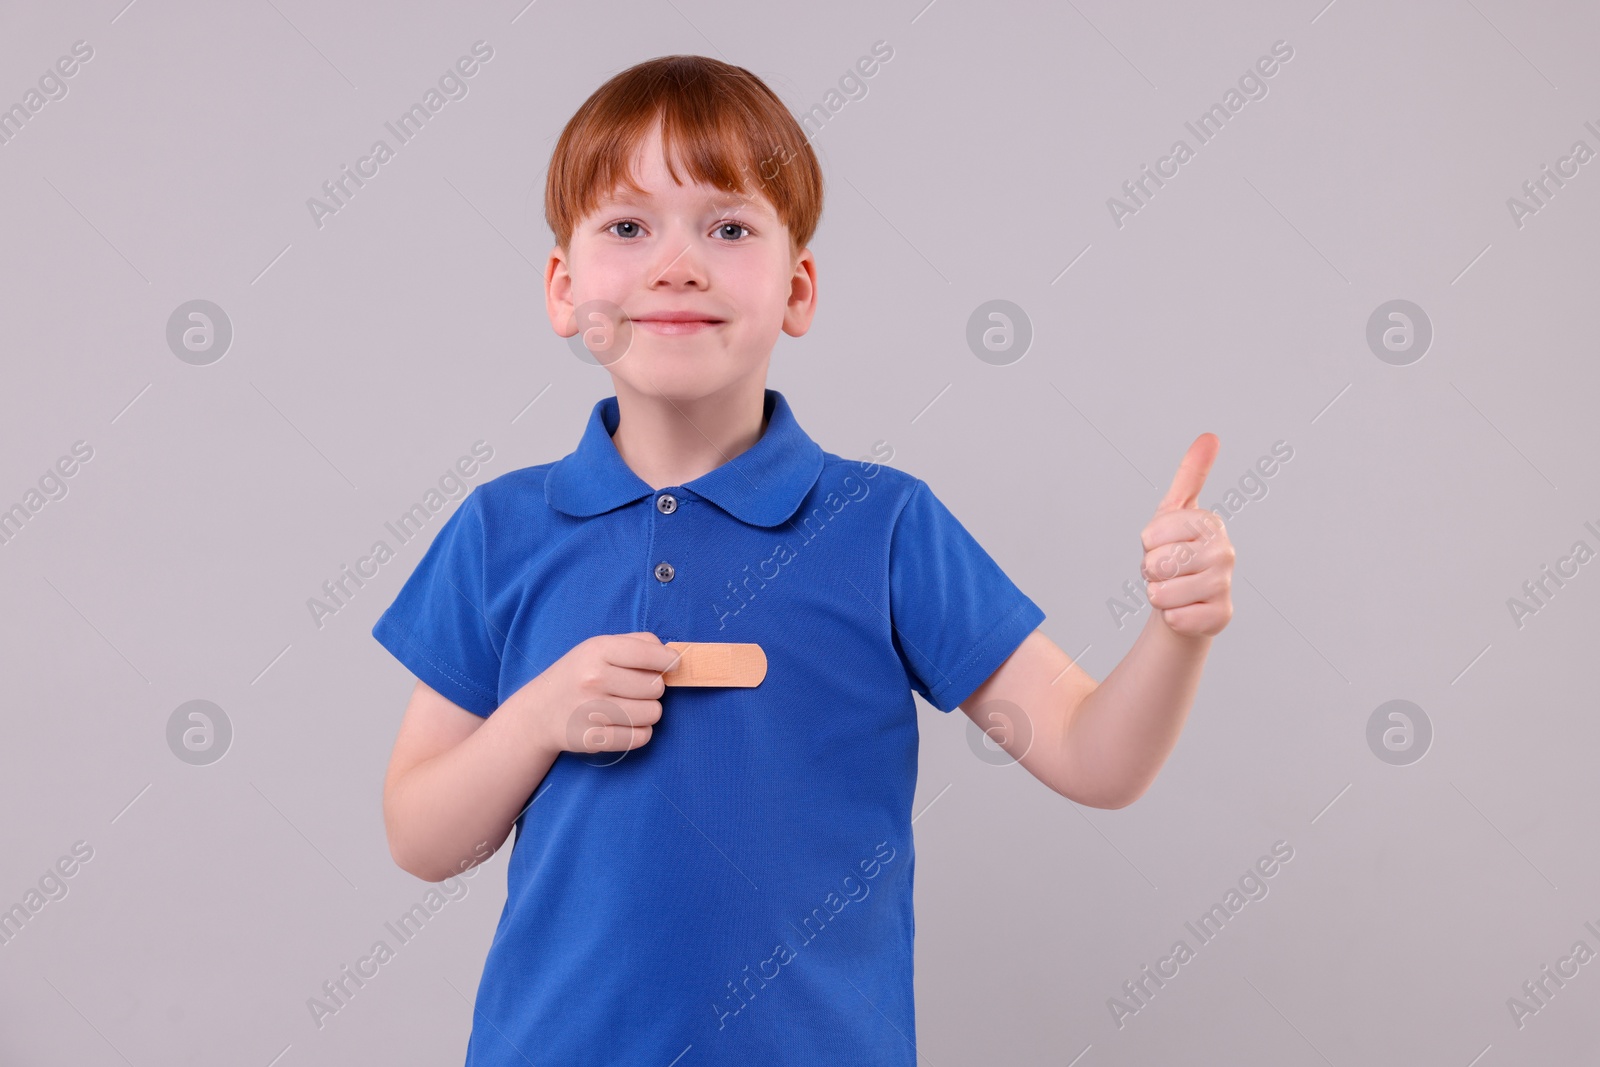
[544,55,824,258]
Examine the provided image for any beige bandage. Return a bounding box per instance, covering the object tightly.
[662,642,767,687]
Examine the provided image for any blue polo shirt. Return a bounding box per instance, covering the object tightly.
[372,387,1045,1066]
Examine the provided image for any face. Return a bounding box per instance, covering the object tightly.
[546,122,817,404]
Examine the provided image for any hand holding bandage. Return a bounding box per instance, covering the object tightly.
[1140,433,1236,638]
[519,633,767,760]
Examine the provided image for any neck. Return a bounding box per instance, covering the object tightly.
[608,375,771,491]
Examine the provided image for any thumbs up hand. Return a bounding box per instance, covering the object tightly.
[1140,433,1235,638]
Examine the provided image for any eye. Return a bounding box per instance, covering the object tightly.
[603,218,753,241]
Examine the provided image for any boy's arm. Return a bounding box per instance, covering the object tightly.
[958,434,1234,809]
[959,615,1209,809]
[382,633,678,882]
[383,680,561,882]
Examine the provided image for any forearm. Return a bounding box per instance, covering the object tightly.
[1060,610,1210,807]
[386,695,560,882]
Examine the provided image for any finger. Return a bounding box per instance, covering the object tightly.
[1155,433,1219,514]
[1146,570,1225,609]
[582,696,662,727]
[1142,541,1209,582]
[604,632,683,673]
[602,663,668,700]
[1141,507,1226,552]
[1159,604,1217,636]
[562,698,659,754]
[1162,597,1231,636]
[576,722,654,753]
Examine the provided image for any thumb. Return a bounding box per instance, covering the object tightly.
[1156,433,1219,513]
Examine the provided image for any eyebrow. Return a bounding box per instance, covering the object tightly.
[600,189,774,216]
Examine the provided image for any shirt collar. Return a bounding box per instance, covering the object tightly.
[545,388,824,527]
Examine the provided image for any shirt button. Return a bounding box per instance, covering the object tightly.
[657,493,677,514]
[654,561,675,582]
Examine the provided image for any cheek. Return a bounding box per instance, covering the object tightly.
[722,276,786,330]
[566,242,632,296]
[761,263,800,316]
[579,259,630,301]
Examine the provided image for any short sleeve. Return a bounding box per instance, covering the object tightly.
[888,479,1046,713]
[371,488,502,716]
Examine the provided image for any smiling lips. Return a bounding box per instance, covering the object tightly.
[633,310,724,336]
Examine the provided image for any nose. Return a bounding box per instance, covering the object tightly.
[649,234,709,289]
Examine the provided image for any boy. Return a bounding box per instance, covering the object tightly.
[374,54,1234,1066]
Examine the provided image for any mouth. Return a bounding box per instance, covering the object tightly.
[633,318,724,336]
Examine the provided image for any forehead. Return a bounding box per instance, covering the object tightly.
[596,130,777,216]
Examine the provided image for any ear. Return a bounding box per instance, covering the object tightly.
[546,245,577,337]
[782,247,819,338]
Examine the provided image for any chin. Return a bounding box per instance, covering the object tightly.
[615,357,755,404]
[611,370,717,404]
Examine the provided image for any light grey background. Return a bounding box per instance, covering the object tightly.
[2,0,1597,1063]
